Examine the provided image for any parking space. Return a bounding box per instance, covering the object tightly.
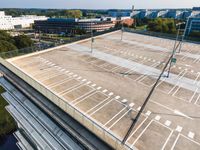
[62,85,95,102]
[132,120,172,150]
[171,134,200,150]
[8,30,200,150]
[75,91,109,112]
[91,100,125,125]
[51,79,81,94]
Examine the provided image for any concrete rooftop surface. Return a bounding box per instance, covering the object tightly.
[7,31,200,150]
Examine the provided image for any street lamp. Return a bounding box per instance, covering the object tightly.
[91,30,94,53]
[90,21,94,53]
[121,22,124,41]
[178,17,190,53]
[166,22,185,78]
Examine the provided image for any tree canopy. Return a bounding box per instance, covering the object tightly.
[0,31,33,53]
[0,40,17,53]
[13,35,33,49]
[147,18,176,34]
[63,10,82,18]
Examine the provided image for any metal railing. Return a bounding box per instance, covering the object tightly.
[0,27,120,59]
[123,27,200,43]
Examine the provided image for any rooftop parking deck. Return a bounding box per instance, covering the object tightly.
[6,31,200,150]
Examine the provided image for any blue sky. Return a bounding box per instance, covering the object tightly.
[0,0,199,9]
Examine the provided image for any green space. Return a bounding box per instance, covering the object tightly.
[134,18,177,34]
[0,86,16,137]
[0,30,33,53]
[133,18,200,41]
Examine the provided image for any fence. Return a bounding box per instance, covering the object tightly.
[123,28,200,43]
[0,27,120,59]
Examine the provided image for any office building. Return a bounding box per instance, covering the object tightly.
[34,17,134,34]
[0,11,47,30]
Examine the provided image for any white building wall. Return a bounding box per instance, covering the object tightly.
[0,11,47,30]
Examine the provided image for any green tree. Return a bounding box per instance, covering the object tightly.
[0,31,15,44]
[162,23,169,33]
[63,10,82,18]
[147,18,176,34]
[14,35,33,49]
[167,21,176,34]
[0,40,17,52]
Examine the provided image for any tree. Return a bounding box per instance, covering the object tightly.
[0,40,17,52]
[63,10,82,18]
[14,35,33,49]
[0,31,15,44]
[162,23,169,33]
[167,21,176,34]
[147,18,176,34]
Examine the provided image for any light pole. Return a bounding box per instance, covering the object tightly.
[121,22,124,41]
[178,17,189,53]
[90,21,94,53]
[167,22,185,78]
[91,30,94,53]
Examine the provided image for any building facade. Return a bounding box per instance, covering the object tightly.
[0,11,47,30]
[185,17,200,35]
[108,11,131,17]
[131,9,200,20]
[34,17,134,34]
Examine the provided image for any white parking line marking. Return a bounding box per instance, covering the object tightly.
[155,115,161,121]
[109,92,114,96]
[189,88,198,102]
[86,81,91,84]
[97,86,102,90]
[188,132,195,139]
[86,96,112,114]
[102,89,108,93]
[129,103,135,107]
[194,94,200,105]
[48,77,72,88]
[115,96,120,99]
[137,106,141,111]
[126,116,148,142]
[77,76,82,80]
[73,74,78,77]
[131,120,153,147]
[168,70,187,95]
[175,126,183,132]
[107,108,131,130]
[89,98,114,116]
[145,111,151,116]
[161,130,174,150]
[164,120,171,127]
[82,79,87,82]
[103,106,127,126]
[92,84,96,87]
[131,120,172,148]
